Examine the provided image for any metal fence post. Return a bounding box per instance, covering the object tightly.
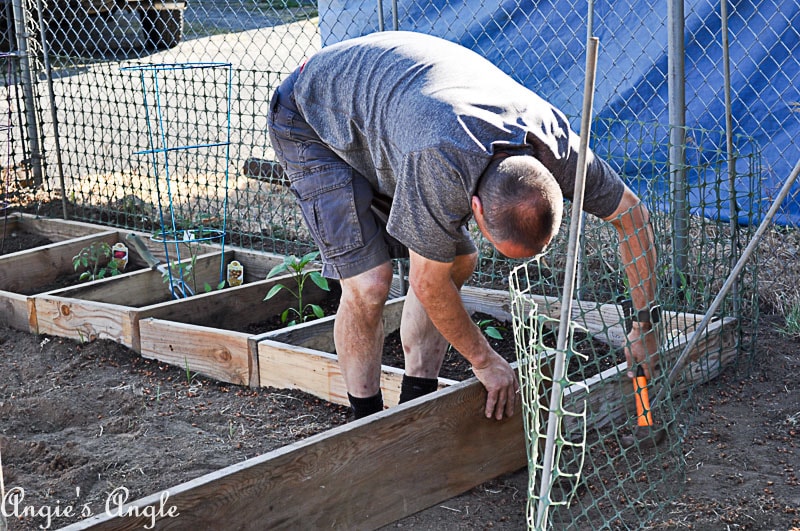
[668,0,688,296]
[10,0,42,188]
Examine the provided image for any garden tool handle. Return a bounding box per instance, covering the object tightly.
[620,296,655,427]
[125,233,162,271]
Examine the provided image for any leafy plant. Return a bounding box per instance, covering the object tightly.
[72,241,123,281]
[477,318,506,340]
[263,251,329,326]
[778,302,800,339]
[161,254,196,292]
[160,248,225,295]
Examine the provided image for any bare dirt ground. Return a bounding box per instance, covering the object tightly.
[0,312,798,530]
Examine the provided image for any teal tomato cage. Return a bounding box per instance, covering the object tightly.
[122,62,233,299]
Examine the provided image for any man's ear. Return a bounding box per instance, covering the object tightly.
[471,195,483,217]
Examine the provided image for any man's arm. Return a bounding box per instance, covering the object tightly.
[408,250,519,420]
[603,186,659,379]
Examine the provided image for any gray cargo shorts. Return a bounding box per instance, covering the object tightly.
[267,68,408,280]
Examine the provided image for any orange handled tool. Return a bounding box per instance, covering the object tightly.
[632,365,653,427]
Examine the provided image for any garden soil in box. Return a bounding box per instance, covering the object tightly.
[382,312,619,382]
[0,229,52,255]
[1,320,798,529]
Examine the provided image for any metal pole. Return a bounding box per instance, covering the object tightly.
[654,157,800,405]
[376,0,385,31]
[34,0,67,219]
[10,0,43,188]
[668,0,688,297]
[575,0,595,300]
[720,0,739,315]
[535,36,599,530]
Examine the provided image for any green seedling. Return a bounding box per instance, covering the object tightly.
[72,241,123,281]
[264,251,330,326]
[778,302,800,339]
[184,356,200,386]
[477,318,506,340]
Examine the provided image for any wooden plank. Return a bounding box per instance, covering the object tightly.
[257,338,455,407]
[13,213,114,241]
[141,275,338,330]
[0,291,32,332]
[49,252,221,308]
[0,230,118,292]
[34,296,139,344]
[138,319,252,386]
[59,376,527,531]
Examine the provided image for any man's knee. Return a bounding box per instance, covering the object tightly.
[340,262,393,309]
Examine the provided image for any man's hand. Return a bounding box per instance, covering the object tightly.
[624,323,659,380]
[471,351,519,420]
[407,250,520,421]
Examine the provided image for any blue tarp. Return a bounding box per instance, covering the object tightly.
[319,0,800,225]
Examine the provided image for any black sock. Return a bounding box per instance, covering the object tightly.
[398,375,439,404]
[348,392,384,419]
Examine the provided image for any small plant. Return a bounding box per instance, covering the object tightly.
[160,249,225,295]
[184,356,198,386]
[778,302,800,339]
[264,251,329,326]
[477,318,506,340]
[72,241,123,281]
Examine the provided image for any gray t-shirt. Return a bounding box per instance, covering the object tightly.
[292,30,625,262]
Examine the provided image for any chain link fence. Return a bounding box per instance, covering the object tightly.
[0,0,797,528]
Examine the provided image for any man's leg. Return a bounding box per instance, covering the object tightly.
[334,261,393,418]
[399,252,478,402]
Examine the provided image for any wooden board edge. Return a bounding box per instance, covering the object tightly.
[0,290,35,332]
[138,318,253,386]
[32,295,139,347]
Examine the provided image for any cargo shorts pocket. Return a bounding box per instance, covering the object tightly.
[290,165,364,258]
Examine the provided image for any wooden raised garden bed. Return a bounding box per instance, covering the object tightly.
[32,246,302,361]
[3,215,740,529]
[0,214,150,332]
[60,287,737,530]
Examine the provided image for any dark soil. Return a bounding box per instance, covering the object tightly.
[382,312,619,382]
[0,328,350,531]
[243,288,341,335]
[0,229,52,255]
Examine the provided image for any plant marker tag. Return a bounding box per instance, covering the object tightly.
[112,242,129,271]
[227,260,244,287]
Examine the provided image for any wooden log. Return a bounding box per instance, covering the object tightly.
[58,376,527,531]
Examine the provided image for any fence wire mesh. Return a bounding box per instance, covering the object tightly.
[0,0,796,528]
